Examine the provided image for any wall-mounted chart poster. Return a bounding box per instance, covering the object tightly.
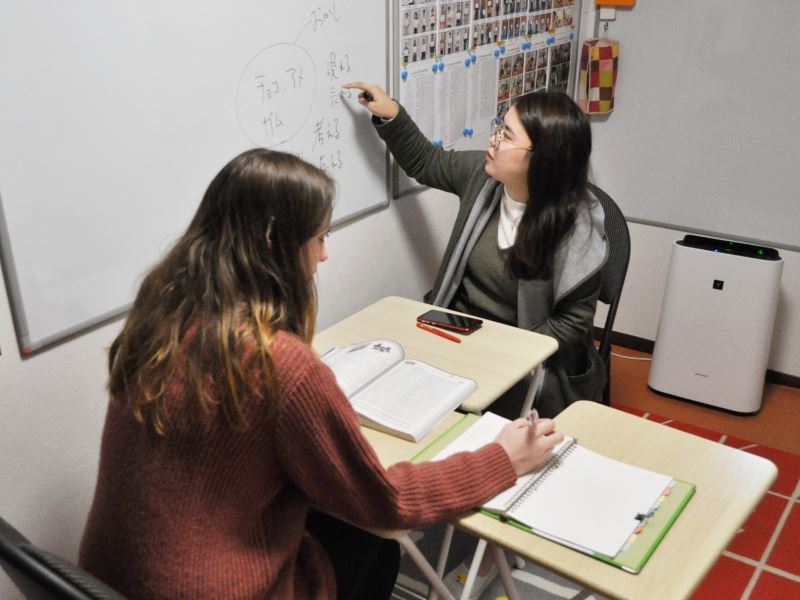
[395,0,581,153]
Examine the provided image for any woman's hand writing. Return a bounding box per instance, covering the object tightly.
[494,418,564,476]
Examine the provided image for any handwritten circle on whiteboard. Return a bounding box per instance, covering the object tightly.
[236,42,317,148]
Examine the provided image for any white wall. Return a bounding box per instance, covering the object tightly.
[0,187,458,599]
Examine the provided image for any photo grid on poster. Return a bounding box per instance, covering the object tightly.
[398,0,578,148]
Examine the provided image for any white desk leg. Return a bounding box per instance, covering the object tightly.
[460,538,488,600]
[396,535,455,600]
[492,543,521,600]
[429,524,455,600]
[520,364,545,417]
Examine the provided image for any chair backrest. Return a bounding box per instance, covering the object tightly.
[588,183,631,366]
[0,516,126,600]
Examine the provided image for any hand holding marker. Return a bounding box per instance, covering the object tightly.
[342,82,400,120]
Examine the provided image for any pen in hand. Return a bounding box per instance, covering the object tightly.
[416,322,461,343]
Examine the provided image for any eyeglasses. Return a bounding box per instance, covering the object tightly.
[490,118,532,152]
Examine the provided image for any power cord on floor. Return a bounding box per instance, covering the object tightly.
[610,352,653,361]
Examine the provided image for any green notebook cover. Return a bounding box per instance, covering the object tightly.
[480,479,695,574]
[413,413,696,574]
[411,413,480,463]
[601,479,695,573]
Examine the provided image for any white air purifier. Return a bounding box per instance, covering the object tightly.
[648,235,783,414]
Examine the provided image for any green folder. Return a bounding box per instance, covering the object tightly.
[413,413,696,574]
[411,413,480,463]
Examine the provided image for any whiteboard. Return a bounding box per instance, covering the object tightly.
[589,0,800,252]
[0,1,388,354]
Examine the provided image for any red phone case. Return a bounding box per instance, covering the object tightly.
[416,314,481,334]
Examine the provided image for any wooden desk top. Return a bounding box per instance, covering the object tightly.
[313,296,557,413]
[452,401,777,599]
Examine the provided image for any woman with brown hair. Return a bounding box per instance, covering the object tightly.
[78,148,563,599]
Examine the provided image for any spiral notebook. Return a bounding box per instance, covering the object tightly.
[424,412,695,573]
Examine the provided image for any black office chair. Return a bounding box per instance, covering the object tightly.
[588,183,631,406]
[0,516,126,600]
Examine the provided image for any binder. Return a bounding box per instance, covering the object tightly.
[414,413,695,573]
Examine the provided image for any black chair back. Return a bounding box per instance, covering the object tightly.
[588,183,632,405]
[0,516,126,600]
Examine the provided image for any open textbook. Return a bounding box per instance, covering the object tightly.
[430,412,695,573]
[321,339,476,442]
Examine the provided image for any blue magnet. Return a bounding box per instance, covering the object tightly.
[462,128,469,136]
[432,63,438,73]
[547,36,555,45]
[471,54,477,63]
[569,32,575,40]
[494,48,500,57]
[500,46,506,54]
[465,57,471,66]
[438,61,445,70]
[401,70,408,81]
[467,128,474,136]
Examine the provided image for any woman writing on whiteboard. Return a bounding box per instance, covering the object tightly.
[343,82,607,419]
[78,149,564,600]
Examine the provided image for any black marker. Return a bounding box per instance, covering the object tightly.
[362,91,374,102]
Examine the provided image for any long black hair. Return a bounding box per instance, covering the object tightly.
[509,91,592,280]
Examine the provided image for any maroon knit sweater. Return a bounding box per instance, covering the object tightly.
[79,331,517,599]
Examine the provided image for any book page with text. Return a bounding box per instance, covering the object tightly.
[351,359,476,441]
[322,339,403,397]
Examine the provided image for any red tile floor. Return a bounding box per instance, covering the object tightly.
[609,344,800,599]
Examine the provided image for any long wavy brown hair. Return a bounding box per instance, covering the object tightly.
[108,149,334,434]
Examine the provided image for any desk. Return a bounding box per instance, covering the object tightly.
[313,296,558,413]
[319,298,775,599]
[446,401,778,599]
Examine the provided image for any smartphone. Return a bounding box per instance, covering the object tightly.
[416,310,483,334]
